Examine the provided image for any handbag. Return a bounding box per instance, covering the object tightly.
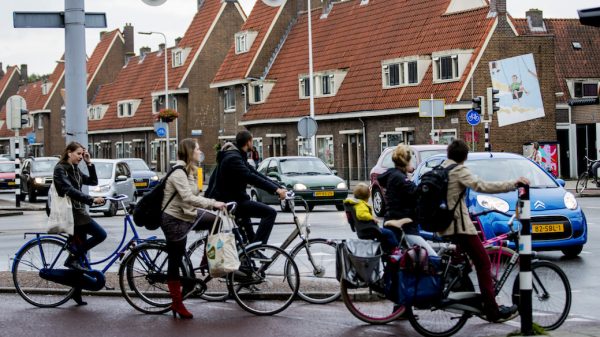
[206,209,240,277]
[46,183,75,235]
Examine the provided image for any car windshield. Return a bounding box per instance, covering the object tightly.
[383,148,446,168]
[0,163,14,173]
[280,158,331,175]
[32,159,58,172]
[94,163,114,179]
[466,158,558,189]
[125,160,149,171]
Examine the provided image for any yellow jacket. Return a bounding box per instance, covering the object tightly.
[344,198,375,222]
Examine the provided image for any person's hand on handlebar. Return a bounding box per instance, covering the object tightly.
[514,176,530,187]
[213,201,226,210]
[276,188,287,200]
[93,197,105,205]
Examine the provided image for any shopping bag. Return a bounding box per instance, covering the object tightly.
[206,212,240,277]
[46,183,74,235]
[336,239,382,287]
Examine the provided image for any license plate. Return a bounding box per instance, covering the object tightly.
[532,224,564,233]
[314,191,334,197]
[8,181,15,185]
[135,182,148,187]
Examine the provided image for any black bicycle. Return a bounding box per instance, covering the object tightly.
[576,156,599,194]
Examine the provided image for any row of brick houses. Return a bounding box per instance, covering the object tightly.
[0,0,598,179]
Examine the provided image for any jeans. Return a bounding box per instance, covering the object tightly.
[236,199,277,244]
[405,234,437,257]
[72,218,107,258]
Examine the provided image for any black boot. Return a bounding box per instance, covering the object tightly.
[72,288,87,306]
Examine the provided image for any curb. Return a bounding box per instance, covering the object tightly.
[0,211,24,217]
[0,207,45,211]
[566,189,600,198]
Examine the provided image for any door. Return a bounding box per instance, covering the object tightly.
[114,163,129,199]
[576,124,597,175]
[557,129,570,178]
[261,160,280,204]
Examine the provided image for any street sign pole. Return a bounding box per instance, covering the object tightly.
[517,184,534,335]
[14,129,20,208]
[472,126,475,151]
[430,94,435,144]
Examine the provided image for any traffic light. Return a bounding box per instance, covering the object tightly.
[19,109,29,127]
[472,95,485,116]
[487,87,500,116]
[9,108,29,129]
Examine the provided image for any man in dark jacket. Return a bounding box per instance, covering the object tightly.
[212,131,287,245]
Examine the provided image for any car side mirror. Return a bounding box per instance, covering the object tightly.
[556,178,566,187]
[267,172,280,181]
[115,175,128,182]
[332,169,338,176]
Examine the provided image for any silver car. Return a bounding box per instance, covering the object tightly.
[88,159,136,217]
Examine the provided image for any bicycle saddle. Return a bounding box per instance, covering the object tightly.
[383,218,412,229]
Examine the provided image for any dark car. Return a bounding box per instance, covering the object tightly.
[250,156,348,211]
[369,144,447,216]
[20,157,59,202]
[122,158,159,197]
[0,161,16,190]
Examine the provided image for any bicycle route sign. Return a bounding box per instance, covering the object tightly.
[466,109,481,126]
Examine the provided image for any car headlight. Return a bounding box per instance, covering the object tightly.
[477,195,509,213]
[34,177,45,184]
[564,192,577,210]
[293,183,308,191]
[150,175,159,182]
[93,184,111,193]
[337,182,347,190]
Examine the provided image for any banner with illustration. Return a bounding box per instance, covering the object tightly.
[523,142,558,177]
[489,53,545,127]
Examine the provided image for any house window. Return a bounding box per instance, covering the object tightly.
[124,142,132,158]
[224,87,236,111]
[435,56,459,81]
[151,142,158,163]
[95,107,102,120]
[41,82,51,95]
[253,85,263,103]
[115,142,124,159]
[322,75,333,95]
[317,136,334,167]
[407,61,418,84]
[574,82,598,97]
[300,77,311,98]
[36,115,43,130]
[153,95,177,113]
[235,33,248,54]
[172,50,183,67]
[384,63,401,87]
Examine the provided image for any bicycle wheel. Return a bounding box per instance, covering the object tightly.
[187,236,230,301]
[227,244,299,316]
[511,260,571,331]
[576,172,589,194]
[340,279,405,324]
[120,242,188,314]
[486,246,519,311]
[407,276,474,337]
[12,237,75,308]
[289,238,340,304]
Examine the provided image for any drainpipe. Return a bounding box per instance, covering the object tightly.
[359,118,368,180]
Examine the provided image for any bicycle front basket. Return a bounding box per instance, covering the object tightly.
[338,239,383,287]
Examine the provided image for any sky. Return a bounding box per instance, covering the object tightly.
[0,0,598,76]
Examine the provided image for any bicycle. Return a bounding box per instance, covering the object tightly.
[406,209,571,337]
[120,202,301,316]
[576,156,599,194]
[186,191,339,304]
[12,195,158,308]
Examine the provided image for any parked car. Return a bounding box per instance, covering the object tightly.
[19,157,59,202]
[121,158,159,197]
[0,154,14,161]
[250,156,348,211]
[413,152,588,257]
[369,144,447,216]
[0,161,16,190]
[88,159,136,217]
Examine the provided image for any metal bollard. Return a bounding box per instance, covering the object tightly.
[14,135,21,208]
[517,183,533,335]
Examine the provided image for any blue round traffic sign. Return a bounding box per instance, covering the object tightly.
[156,127,166,137]
[466,110,481,126]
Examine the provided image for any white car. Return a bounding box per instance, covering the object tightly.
[88,159,136,217]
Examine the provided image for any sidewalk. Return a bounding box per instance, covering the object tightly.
[0,197,46,211]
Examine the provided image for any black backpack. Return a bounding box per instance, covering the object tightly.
[133,165,185,230]
[415,164,465,232]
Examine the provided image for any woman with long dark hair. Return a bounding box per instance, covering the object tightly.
[53,141,106,305]
[161,138,225,319]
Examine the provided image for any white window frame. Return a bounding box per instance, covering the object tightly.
[115,142,124,159]
[321,74,334,96]
[235,33,248,54]
[316,135,335,168]
[432,129,457,145]
[573,81,599,98]
[172,50,183,67]
[299,77,312,99]
[117,100,140,118]
[253,84,263,103]
[224,87,236,112]
[36,115,43,130]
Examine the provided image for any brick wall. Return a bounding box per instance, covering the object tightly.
[572,105,600,124]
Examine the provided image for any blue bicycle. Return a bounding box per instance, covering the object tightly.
[11,195,159,308]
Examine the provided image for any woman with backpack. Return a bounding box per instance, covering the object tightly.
[53,142,106,306]
[161,138,225,319]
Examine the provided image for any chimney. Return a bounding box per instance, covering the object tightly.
[175,37,182,47]
[123,23,135,56]
[20,64,28,85]
[0,62,4,79]
[488,0,506,17]
[99,30,107,39]
[159,43,165,51]
[526,9,546,32]
[139,46,151,57]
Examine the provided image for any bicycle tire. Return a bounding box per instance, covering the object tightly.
[511,260,571,331]
[485,246,519,313]
[576,172,588,194]
[227,244,299,316]
[288,238,340,304]
[340,278,405,324]
[186,236,230,302]
[120,242,191,315]
[406,276,474,337]
[12,237,75,308]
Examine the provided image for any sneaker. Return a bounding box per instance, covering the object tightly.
[487,304,518,322]
[250,251,272,262]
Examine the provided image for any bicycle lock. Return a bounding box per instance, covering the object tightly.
[517,183,533,335]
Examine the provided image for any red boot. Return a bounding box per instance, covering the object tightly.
[167,280,193,319]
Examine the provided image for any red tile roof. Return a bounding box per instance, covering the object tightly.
[0,66,19,98]
[242,0,495,122]
[87,30,123,88]
[90,0,226,131]
[514,18,600,103]
[212,0,280,84]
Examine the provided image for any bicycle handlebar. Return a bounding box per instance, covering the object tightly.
[104,194,129,202]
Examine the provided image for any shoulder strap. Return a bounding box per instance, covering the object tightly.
[161,166,186,212]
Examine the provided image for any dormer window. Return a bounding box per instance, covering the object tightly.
[382,57,425,88]
[41,82,52,95]
[322,75,333,95]
[234,31,258,55]
[249,81,275,105]
[432,50,472,83]
[300,77,312,98]
[299,70,347,99]
[435,56,458,80]
[117,100,140,118]
[152,95,177,113]
[254,84,263,103]
[171,47,191,68]
[87,104,108,120]
[574,81,598,98]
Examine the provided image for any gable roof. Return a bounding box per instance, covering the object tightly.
[0,66,20,100]
[211,0,281,85]
[87,29,123,90]
[514,18,600,103]
[242,0,496,122]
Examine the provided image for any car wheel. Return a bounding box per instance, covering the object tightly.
[280,199,291,212]
[104,201,117,217]
[372,188,385,217]
[28,186,37,203]
[335,204,344,211]
[561,245,583,258]
[251,191,260,202]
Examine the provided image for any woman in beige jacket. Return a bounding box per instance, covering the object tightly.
[440,140,528,322]
[161,138,225,319]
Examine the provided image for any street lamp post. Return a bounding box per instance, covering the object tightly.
[307,0,316,157]
[139,31,176,171]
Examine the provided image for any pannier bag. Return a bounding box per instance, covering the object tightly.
[336,239,383,287]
